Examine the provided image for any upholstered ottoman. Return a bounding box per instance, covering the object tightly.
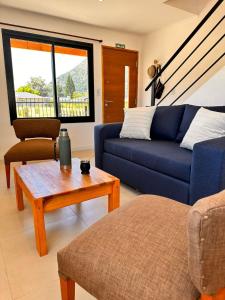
[57,193,225,300]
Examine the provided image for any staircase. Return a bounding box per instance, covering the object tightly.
[145,0,225,106]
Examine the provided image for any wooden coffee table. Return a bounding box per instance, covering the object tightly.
[14,159,120,256]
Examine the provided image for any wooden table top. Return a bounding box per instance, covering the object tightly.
[14,159,117,200]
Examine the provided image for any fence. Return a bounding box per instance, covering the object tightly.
[16,97,89,118]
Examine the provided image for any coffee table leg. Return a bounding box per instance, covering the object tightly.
[14,170,24,211]
[32,199,48,256]
[108,179,120,212]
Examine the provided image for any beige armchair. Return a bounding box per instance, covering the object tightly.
[57,191,225,300]
[4,119,60,188]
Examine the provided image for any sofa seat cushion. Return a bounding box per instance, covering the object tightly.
[58,195,199,300]
[4,139,58,163]
[104,139,192,182]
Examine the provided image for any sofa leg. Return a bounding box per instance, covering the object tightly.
[60,276,75,300]
[22,161,27,165]
[201,288,225,299]
[5,163,10,189]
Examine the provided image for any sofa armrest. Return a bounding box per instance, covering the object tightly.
[94,123,122,169]
[190,137,225,205]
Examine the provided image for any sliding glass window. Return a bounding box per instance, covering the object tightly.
[2,30,94,123]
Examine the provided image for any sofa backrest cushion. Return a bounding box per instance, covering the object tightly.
[176,105,225,142]
[151,105,185,141]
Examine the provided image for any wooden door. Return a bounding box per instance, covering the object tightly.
[102,46,138,123]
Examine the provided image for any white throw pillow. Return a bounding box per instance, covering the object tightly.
[180,107,225,150]
[120,106,156,140]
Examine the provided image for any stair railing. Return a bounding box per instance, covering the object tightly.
[157,34,225,105]
[145,0,224,106]
[170,52,225,105]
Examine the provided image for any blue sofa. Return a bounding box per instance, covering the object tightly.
[95,105,225,205]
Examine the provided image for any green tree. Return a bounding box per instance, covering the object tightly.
[16,86,40,95]
[65,74,75,98]
[27,76,49,97]
[16,76,50,97]
[72,91,86,99]
[56,82,64,97]
[46,82,54,97]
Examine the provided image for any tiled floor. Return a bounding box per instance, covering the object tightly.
[0,151,139,300]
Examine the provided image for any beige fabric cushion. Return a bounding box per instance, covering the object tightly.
[58,195,199,300]
[188,190,225,295]
[4,139,58,163]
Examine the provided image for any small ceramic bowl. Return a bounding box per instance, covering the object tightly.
[80,160,90,174]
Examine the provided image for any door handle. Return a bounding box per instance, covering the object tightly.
[105,100,113,103]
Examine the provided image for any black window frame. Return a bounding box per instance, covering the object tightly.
[2,29,95,124]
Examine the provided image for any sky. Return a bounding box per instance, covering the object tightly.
[11,48,86,89]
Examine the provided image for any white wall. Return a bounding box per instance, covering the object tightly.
[0,6,143,159]
[183,65,225,106]
[140,0,225,106]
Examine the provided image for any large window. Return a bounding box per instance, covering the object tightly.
[2,30,95,123]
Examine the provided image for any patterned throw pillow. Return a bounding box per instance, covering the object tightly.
[120,106,156,140]
[181,107,225,150]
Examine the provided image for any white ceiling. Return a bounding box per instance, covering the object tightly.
[165,0,212,15]
[0,0,195,34]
